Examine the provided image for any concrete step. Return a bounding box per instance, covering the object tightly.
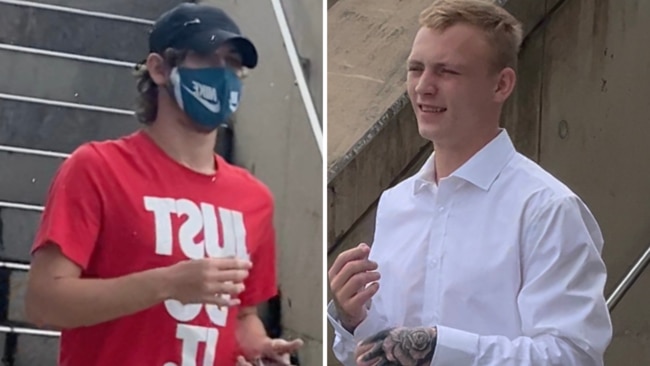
[0,332,58,365]
[0,48,136,110]
[7,270,28,323]
[0,207,41,263]
[26,0,184,20]
[0,151,62,206]
[3,268,63,330]
[0,2,150,62]
[0,98,137,153]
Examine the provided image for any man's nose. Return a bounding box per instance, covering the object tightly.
[414,72,438,96]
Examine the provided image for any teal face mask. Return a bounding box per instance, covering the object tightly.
[169,66,242,130]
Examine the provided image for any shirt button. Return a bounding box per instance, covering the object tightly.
[438,206,445,212]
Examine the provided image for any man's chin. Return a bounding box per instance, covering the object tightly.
[183,119,220,134]
[417,122,445,143]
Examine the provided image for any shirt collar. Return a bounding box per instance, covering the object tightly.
[451,129,516,191]
[411,129,516,194]
[412,153,436,195]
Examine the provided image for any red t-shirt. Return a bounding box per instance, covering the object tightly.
[31,131,277,366]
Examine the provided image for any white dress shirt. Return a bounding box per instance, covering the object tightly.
[328,129,612,366]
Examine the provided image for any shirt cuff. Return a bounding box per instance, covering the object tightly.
[327,300,386,365]
[430,325,479,366]
[326,300,384,340]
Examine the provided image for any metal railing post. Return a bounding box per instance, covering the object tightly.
[607,244,650,312]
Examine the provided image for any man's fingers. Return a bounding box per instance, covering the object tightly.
[330,260,379,294]
[360,328,393,347]
[210,258,253,270]
[376,359,398,366]
[360,341,385,363]
[204,295,240,307]
[337,272,380,306]
[271,338,304,354]
[216,269,250,282]
[236,356,253,366]
[214,281,246,295]
[354,342,374,359]
[328,243,371,277]
[261,353,292,366]
[346,281,379,309]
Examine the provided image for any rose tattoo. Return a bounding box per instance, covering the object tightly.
[357,327,437,366]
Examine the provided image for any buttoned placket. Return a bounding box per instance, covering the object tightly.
[421,179,452,326]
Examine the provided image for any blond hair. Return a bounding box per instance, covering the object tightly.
[419,0,523,71]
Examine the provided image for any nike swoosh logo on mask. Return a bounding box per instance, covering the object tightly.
[182,84,221,113]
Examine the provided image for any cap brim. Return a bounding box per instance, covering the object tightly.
[187,29,258,69]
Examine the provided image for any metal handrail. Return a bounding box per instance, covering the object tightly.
[0,201,44,212]
[0,326,60,337]
[607,244,650,312]
[0,0,154,25]
[270,0,323,158]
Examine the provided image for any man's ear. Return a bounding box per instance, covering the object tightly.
[146,53,170,86]
[493,67,516,103]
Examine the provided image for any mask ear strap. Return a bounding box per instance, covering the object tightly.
[167,67,185,110]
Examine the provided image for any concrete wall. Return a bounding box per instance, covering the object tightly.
[327,0,650,365]
[201,1,323,364]
[509,0,650,362]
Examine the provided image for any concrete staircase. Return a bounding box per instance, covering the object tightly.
[0,1,184,363]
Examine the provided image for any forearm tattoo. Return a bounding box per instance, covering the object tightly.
[359,327,437,366]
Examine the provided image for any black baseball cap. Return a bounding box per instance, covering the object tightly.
[148,3,258,68]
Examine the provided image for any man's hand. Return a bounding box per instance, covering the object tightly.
[328,243,381,332]
[165,257,252,307]
[259,337,304,365]
[236,356,254,366]
[355,327,437,366]
[237,338,304,366]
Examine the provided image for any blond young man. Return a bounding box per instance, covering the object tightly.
[327,1,612,365]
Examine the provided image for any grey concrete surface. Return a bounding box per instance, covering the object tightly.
[201,0,323,363]
[280,0,323,118]
[607,268,650,363]
[0,49,137,110]
[327,0,429,167]
[500,23,544,161]
[0,3,151,62]
[0,333,59,365]
[0,152,63,205]
[0,99,138,153]
[532,0,650,362]
[8,271,28,323]
[328,96,428,251]
[0,208,41,263]
[32,0,183,20]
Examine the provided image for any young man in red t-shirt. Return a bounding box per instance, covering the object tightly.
[24,4,302,366]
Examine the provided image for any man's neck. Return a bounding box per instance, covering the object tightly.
[144,113,218,175]
[433,128,500,183]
